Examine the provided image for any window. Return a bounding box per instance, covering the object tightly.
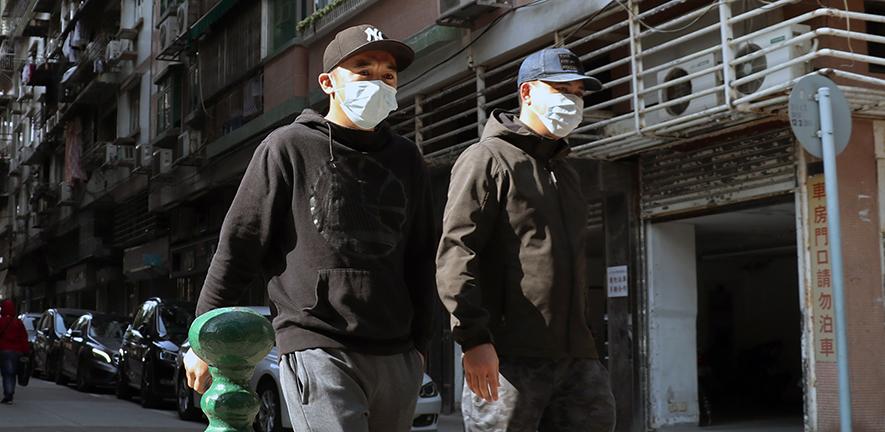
[89,316,127,347]
[157,304,193,343]
[131,301,153,330]
[157,75,181,133]
[271,0,298,51]
[129,88,140,136]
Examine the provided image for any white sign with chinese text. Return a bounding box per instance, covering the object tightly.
[607,265,629,298]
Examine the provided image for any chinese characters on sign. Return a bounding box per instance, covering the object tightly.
[808,175,836,362]
[607,265,629,298]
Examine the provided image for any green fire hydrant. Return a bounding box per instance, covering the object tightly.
[188,307,275,432]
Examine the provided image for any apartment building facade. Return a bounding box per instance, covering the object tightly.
[2,0,885,430]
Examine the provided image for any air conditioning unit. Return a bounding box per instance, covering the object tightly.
[159,17,179,52]
[106,40,123,63]
[104,143,118,165]
[15,207,28,220]
[58,182,75,206]
[136,143,153,168]
[29,212,41,229]
[176,129,202,161]
[152,148,173,177]
[117,145,137,166]
[177,130,191,160]
[176,1,190,38]
[655,52,723,122]
[438,0,510,27]
[733,24,812,97]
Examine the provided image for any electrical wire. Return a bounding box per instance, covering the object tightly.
[611,0,720,34]
[399,0,551,89]
[555,0,617,47]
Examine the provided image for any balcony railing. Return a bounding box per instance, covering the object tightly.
[390,1,885,162]
[297,0,378,41]
[563,0,885,159]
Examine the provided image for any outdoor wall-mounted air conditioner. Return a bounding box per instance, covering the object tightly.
[105,143,137,166]
[136,143,153,169]
[176,129,201,162]
[437,0,510,27]
[733,24,812,97]
[176,2,191,39]
[29,212,41,229]
[58,182,75,206]
[107,40,123,63]
[152,148,173,177]
[655,52,723,123]
[159,17,179,52]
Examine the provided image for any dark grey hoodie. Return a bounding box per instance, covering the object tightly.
[436,110,599,359]
[196,109,436,356]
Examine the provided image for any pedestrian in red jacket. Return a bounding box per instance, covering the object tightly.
[0,299,29,404]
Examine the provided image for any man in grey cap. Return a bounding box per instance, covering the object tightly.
[184,24,436,432]
[437,47,616,431]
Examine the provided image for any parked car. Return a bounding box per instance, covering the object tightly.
[57,312,129,391]
[32,308,91,381]
[116,298,194,408]
[173,306,442,432]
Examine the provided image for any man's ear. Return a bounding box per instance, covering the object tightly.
[318,72,335,95]
[519,82,533,106]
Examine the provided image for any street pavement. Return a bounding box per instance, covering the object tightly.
[0,378,202,432]
[3,377,464,432]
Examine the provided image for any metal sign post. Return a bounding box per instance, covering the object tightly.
[789,75,852,432]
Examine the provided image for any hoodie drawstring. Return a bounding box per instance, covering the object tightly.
[325,122,336,166]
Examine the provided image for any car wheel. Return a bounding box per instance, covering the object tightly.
[54,354,68,386]
[140,360,161,409]
[177,373,202,421]
[75,358,92,392]
[254,381,282,432]
[116,363,133,400]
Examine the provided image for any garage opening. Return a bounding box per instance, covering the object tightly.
[649,201,804,430]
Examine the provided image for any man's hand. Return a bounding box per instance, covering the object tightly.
[184,349,212,394]
[463,343,499,402]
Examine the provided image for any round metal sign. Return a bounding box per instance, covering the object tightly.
[788,75,852,158]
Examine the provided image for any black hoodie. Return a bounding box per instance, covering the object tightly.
[436,110,599,359]
[197,109,436,356]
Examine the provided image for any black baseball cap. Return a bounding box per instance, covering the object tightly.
[517,47,602,91]
[323,24,415,73]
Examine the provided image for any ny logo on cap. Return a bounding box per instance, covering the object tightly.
[365,27,384,42]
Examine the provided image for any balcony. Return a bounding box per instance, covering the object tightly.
[297,0,379,42]
[541,0,885,159]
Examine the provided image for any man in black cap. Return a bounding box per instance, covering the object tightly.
[185,24,435,432]
[437,47,616,431]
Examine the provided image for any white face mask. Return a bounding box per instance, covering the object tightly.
[333,79,398,130]
[529,85,584,138]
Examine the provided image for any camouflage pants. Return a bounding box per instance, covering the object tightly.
[462,357,615,432]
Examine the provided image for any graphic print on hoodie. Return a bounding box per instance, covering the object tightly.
[310,151,408,259]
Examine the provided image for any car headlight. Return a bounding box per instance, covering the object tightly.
[158,350,177,363]
[92,348,112,363]
[419,381,438,398]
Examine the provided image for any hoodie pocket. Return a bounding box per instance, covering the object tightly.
[303,268,411,340]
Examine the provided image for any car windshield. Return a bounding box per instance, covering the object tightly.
[157,305,193,343]
[89,317,127,350]
[21,316,35,332]
[57,313,80,334]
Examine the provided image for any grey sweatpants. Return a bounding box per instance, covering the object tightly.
[280,348,423,432]
[462,357,616,432]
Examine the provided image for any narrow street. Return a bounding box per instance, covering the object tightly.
[3,377,464,432]
[0,378,202,432]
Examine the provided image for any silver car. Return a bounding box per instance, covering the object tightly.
[174,307,442,431]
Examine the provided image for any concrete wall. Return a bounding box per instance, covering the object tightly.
[647,222,699,427]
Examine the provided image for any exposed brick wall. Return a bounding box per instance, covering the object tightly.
[816,118,885,431]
